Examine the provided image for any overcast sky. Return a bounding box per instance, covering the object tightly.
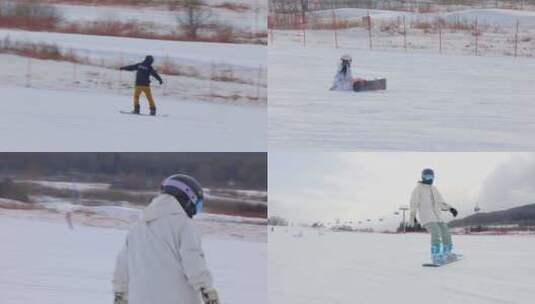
[269,152,535,223]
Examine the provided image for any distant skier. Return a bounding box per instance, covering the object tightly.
[409,168,459,265]
[65,210,74,230]
[112,174,220,304]
[330,54,364,91]
[120,55,163,116]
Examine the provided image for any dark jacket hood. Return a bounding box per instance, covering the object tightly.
[143,56,154,66]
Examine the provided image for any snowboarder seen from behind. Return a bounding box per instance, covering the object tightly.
[112,174,220,304]
[409,168,460,265]
[120,55,163,116]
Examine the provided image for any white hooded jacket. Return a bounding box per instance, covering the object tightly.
[409,182,452,225]
[112,193,213,304]
[330,62,354,91]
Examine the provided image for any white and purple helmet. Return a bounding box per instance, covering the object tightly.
[341,54,352,63]
[161,174,204,217]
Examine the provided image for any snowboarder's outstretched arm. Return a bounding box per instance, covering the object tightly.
[120,64,139,71]
[434,189,458,217]
[112,240,129,298]
[150,68,163,84]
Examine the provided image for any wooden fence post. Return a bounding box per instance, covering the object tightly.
[367,11,372,50]
[256,65,262,100]
[209,62,215,98]
[73,62,77,85]
[474,17,479,56]
[439,22,442,54]
[514,20,519,58]
[26,58,31,88]
[403,15,407,52]
[332,9,338,48]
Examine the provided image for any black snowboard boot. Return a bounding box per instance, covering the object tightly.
[132,105,140,115]
[150,107,156,116]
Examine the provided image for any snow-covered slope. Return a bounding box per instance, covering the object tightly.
[53,1,267,33]
[0,216,266,304]
[269,228,535,304]
[272,8,535,57]
[269,46,535,150]
[1,85,266,151]
[309,8,535,28]
[0,29,266,69]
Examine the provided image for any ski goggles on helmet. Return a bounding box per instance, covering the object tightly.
[161,178,204,214]
[422,173,434,180]
[196,198,204,214]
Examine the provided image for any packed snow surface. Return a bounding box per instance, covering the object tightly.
[269,46,535,150]
[269,228,535,304]
[0,215,266,304]
[1,86,266,151]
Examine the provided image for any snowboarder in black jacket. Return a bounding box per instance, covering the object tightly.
[120,55,163,115]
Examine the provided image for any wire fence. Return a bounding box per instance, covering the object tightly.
[0,42,267,103]
[269,11,534,58]
[270,0,535,14]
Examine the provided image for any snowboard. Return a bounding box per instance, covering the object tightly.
[120,111,169,118]
[353,78,387,92]
[422,254,464,267]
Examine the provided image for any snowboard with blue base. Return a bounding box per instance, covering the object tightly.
[120,111,169,118]
[422,254,464,267]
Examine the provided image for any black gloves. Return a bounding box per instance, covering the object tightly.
[201,287,220,304]
[114,292,127,304]
[159,80,163,85]
[449,208,458,217]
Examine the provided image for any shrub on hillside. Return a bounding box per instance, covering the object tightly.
[0,178,31,203]
[0,0,62,30]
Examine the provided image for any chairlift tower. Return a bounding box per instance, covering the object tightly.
[399,205,409,233]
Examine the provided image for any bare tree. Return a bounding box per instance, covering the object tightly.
[175,0,211,39]
[268,216,289,226]
[300,0,308,21]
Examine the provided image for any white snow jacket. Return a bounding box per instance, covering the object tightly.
[330,63,354,91]
[409,182,452,226]
[112,194,213,304]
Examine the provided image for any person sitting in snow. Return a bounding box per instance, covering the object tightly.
[409,168,459,265]
[120,55,163,116]
[330,54,364,91]
[112,174,220,304]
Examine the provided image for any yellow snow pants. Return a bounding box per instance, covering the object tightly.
[133,86,156,109]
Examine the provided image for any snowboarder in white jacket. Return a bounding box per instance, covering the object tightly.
[112,174,220,304]
[409,168,459,265]
[330,54,354,91]
[330,54,365,91]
